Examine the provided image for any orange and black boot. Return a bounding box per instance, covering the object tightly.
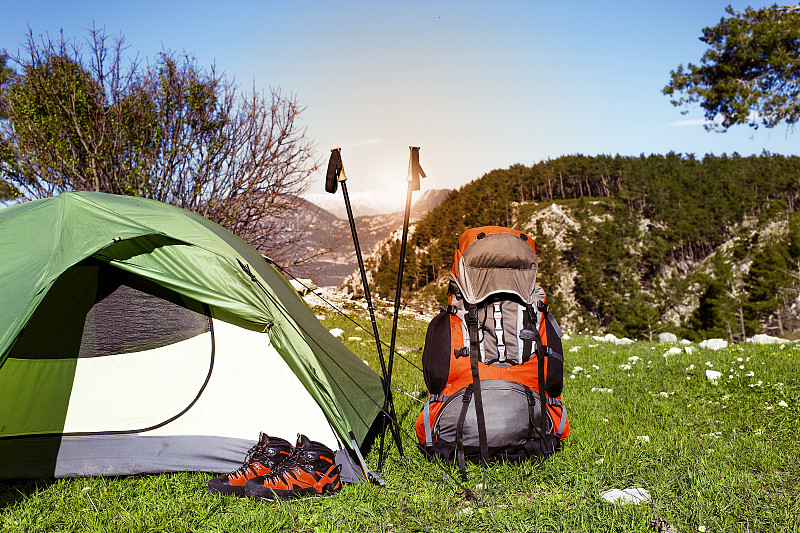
[207,433,292,496]
[244,434,341,500]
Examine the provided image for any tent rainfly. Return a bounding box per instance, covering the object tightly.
[0,191,384,480]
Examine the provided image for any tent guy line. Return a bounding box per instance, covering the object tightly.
[267,261,423,374]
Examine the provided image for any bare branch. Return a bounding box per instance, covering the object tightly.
[0,28,326,267]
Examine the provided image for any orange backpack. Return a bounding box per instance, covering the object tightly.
[415,226,568,475]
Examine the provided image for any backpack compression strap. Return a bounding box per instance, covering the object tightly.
[455,387,473,478]
[527,304,549,449]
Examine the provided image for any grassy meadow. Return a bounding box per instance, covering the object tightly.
[1,305,798,532]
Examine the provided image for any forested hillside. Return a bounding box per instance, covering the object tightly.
[372,153,800,341]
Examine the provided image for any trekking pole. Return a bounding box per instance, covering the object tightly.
[325,148,404,469]
[379,146,425,470]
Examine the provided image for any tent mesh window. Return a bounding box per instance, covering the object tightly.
[9,260,211,360]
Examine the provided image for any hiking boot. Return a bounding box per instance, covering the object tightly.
[244,434,341,501]
[207,433,292,496]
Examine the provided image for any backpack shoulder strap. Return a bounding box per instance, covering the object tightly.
[459,303,488,478]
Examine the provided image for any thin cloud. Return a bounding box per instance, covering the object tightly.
[669,112,761,128]
[341,138,393,147]
[669,118,713,127]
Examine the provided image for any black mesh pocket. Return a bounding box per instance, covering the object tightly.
[544,316,564,398]
[422,310,453,395]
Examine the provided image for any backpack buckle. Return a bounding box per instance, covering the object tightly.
[454,347,470,359]
[537,301,550,315]
[462,387,474,403]
[525,388,538,406]
[519,329,536,341]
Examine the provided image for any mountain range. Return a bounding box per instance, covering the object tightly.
[290,189,451,287]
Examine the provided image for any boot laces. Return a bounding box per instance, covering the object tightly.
[229,440,283,476]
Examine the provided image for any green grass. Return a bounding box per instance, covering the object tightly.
[2,309,799,532]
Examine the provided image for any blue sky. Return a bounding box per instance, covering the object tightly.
[2,1,797,214]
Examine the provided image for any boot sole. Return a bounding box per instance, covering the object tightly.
[246,482,341,502]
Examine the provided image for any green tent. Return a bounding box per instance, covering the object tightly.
[0,191,383,479]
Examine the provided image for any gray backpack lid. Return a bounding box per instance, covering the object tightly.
[451,230,539,304]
